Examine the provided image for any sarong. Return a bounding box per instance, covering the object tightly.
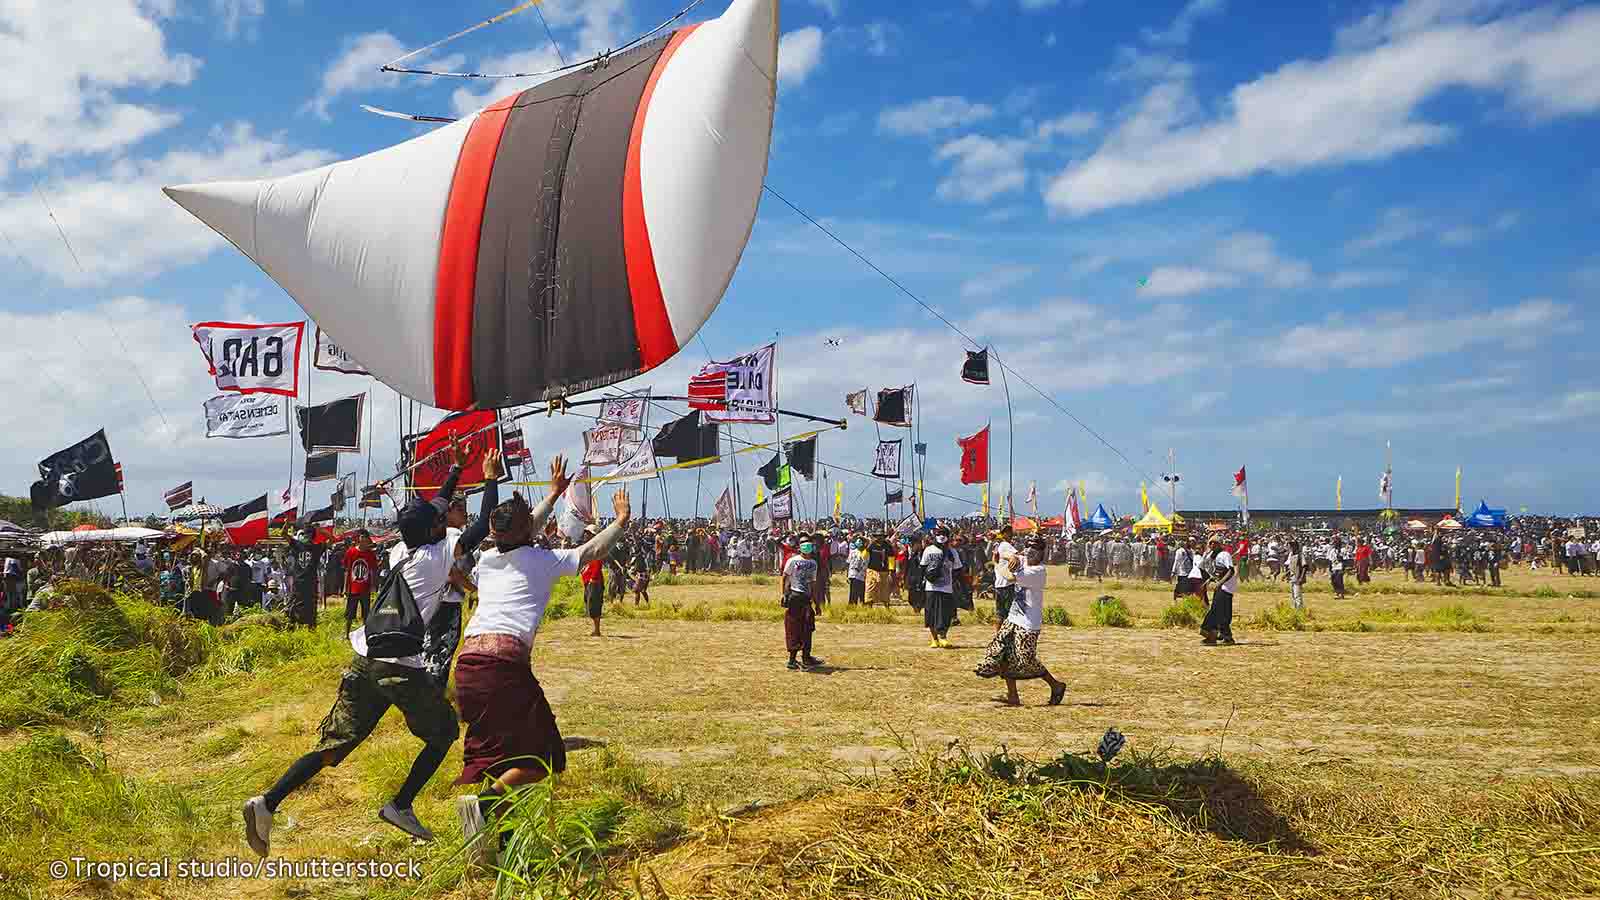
[454,638,566,785]
[975,623,1046,680]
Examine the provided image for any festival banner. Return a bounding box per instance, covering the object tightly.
[502,427,530,465]
[956,427,988,485]
[583,424,629,467]
[873,386,913,428]
[297,394,364,453]
[771,488,794,521]
[222,494,269,546]
[961,348,990,385]
[871,440,902,480]
[786,436,817,480]
[752,500,772,531]
[893,512,920,536]
[604,438,660,485]
[191,321,305,396]
[598,394,647,432]
[312,327,371,375]
[204,393,287,439]
[359,485,384,509]
[1233,466,1250,526]
[305,452,339,482]
[885,488,905,505]
[164,481,194,510]
[698,343,776,424]
[845,389,869,416]
[32,429,120,510]
[404,410,505,502]
[713,487,735,526]
[559,465,596,541]
[687,370,729,411]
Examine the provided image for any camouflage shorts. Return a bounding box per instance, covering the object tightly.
[314,655,458,765]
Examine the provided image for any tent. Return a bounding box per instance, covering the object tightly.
[1464,500,1507,529]
[1404,519,1430,531]
[1436,517,1462,530]
[41,527,168,546]
[1083,504,1114,531]
[1133,503,1173,533]
[1011,516,1038,533]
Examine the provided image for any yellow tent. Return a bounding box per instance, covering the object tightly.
[1133,503,1173,533]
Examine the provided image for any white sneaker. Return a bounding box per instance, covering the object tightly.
[243,796,272,857]
[379,802,435,842]
[456,795,497,869]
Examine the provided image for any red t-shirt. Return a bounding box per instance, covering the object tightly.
[344,546,378,595]
[580,560,604,585]
[1355,545,1373,562]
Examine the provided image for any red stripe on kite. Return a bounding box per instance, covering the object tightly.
[433,93,518,410]
[623,25,700,370]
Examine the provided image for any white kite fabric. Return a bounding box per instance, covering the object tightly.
[872,439,902,480]
[192,322,305,396]
[752,500,771,530]
[204,394,287,439]
[599,396,647,433]
[697,343,776,425]
[605,439,660,485]
[313,328,372,375]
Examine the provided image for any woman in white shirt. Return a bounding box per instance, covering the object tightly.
[974,537,1067,706]
[453,457,631,862]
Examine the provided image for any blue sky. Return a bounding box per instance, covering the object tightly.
[2,0,1598,519]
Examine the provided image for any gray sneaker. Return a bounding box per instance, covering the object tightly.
[243,796,272,857]
[379,802,435,842]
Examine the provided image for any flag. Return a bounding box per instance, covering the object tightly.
[917,479,926,518]
[598,394,647,432]
[871,440,902,479]
[1379,469,1392,506]
[752,499,772,531]
[332,473,357,509]
[222,494,269,546]
[652,410,720,464]
[961,348,990,385]
[360,485,384,509]
[885,487,904,505]
[305,503,337,524]
[1139,481,1149,514]
[757,454,791,491]
[786,436,817,480]
[1027,481,1038,515]
[273,483,302,524]
[312,327,370,375]
[1455,466,1462,512]
[1232,466,1249,526]
[297,394,364,453]
[205,393,287,439]
[956,426,989,485]
[1066,489,1082,537]
[582,424,628,466]
[305,452,339,482]
[191,321,305,396]
[845,389,868,416]
[603,438,659,485]
[771,488,794,521]
[32,430,120,511]
[403,409,505,502]
[1336,476,1343,511]
[1079,481,1087,506]
[114,463,125,493]
[687,370,729,411]
[164,481,194,510]
[833,481,843,518]
[559,465,596,541]
[981,483,989,517]
[697,343,777,424]
[714,487,735,526]
[755,481,766,505]
[873,386,912,427]
[502,428,530,465]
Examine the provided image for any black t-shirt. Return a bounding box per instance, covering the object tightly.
[866,541,890,572]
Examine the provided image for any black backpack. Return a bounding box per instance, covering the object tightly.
[364,549,425,658]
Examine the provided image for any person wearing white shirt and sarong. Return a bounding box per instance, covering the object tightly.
[975,536,1066,706]
[1199,538,1238,645]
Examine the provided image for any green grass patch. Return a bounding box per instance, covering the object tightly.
[1160,596,1206,628]
[1089,595,1134,628]
[1251,602,1318,632]
[1043,605,1073,627]
[1423,603,1491,632]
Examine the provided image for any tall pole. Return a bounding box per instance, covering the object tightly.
[364,384,374,526]
[300,342,311,519]
[772,333,786,533]
[1168,447,1177,515]
[992,349,1016,520]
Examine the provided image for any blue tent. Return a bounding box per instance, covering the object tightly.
[1083,503,1114,531]
[1464,500,1507,529]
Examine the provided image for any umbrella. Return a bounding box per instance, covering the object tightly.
[171,503,224,521]
[71,524,100,532]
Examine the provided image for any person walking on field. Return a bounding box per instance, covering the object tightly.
[976,536,1067,707]
[864,533,893,607]
[1329,537,1348,599]
[921,527,959,648]
[1199,537,1237,646]
[580,526,606,637]
[781,539,823,671]
[846,537,867,604]
[1287,539,1309,611]
[1354,536,1373,584]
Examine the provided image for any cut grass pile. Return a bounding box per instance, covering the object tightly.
[1089,594,1134,628]
[646,742,1600,899]
[1161,595,1207,628]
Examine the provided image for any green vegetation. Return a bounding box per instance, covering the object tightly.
[1042,605,1073,627]
[1161,595,1207,628]
[1089,594,1134,628]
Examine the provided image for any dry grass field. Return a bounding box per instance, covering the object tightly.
[1,567,1596,899]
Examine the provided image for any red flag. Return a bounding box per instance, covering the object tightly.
[405,409,504,503]
[222,494,269,546]
[687,369,729,411]
[1232,466,1248,498]
[956,426,989,485]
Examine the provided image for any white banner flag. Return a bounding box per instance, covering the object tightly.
[752,501,772,531]
[603,438,658,484]
[313,328,371,375]
[702,343,776,425]
[599,394,647,432]
[191,321,305,396]
[582,424,629,466]
[713,487,734,526]
[771,488,794,521]
[204,393,287,439]
[560,465,596,541]
[871,439,902,479]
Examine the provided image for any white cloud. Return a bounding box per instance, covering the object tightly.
[1437,209,1521,246]
[448,0,632,114]
[1329,269,1406,289]
[959,265,1037,300]
[1392,375,1516,397]
[306,32,406,120]
[1055,472,1117,500]
[214,0,267,39]
[449,47,565,117]
[933,135,1030,203]
[809,0,842,17]
[1185,391,1225,414]
[878,96,996,137]
[1213,231,1310,287]
[778,27,826,88]
[1143,0,1227,46]
[0,0,199,173]
[0,124,336,285]
[862,23,893,56]
[1047,3,1600,215]
[1138,266,1240,297]
[1105,46,1195,84]
[1345,206,1430,253]
[1045,32,1058,47]
[1035,111,1101,140]
[1259,299,1566,370]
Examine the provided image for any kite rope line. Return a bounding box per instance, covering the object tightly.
[533,2,567,66]
[378,0,707,79]
[758,183,1161,490]
[0,225,74,398]
[31,181,173,437]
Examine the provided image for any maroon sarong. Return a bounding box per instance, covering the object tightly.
[783,595,815,654]
[453,648,565,785]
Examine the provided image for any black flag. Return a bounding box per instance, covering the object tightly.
[785,436,817,480]
[360,485,384,509]
[297,394,364,453]
[305,503,337,524]
[758,454,791,491]
[961,348,990,385]
[873,387,912,427]
[32,429,120,511]
[885,488,905,504]
[651,410,721,464]
[305,452,339,482]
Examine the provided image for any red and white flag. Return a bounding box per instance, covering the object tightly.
[114,463,125,493]
[1232,465,1250,525]
[1066,488,1082,536]
[687,370,729,411]
[223,494,269,546]
[191,321,306,396]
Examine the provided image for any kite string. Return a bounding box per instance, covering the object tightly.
[30,181,174,437]
[382,0,545,70]
[759,183,1160,490]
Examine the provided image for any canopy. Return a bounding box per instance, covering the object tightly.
[1436,517,1462,530]
[1133,503,1173,533]
[1011,516,1038,533]
[1405,519,1430,530]
[1464,500,1507,529]
[1083,504,1114,531]
[42,527,168,546]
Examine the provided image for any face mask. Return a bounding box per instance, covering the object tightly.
[935,535,948,545]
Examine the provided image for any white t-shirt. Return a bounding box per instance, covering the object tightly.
[1213,549,1238,594]
[992,540,1017,588]
[847,549,867,580]
[921,544,954,593]
[1007,562,1046,631]
[349,532,462,668]
[1186,551,1205,579]
[464,544,583,647]
[1328,548,1344,572]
